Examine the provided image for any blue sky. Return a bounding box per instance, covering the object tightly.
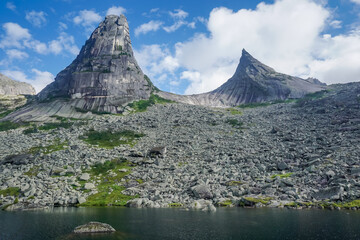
[1,0,360,94]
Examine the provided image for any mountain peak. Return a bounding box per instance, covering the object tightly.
[37,15,153,114]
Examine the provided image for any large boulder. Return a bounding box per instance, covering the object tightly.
[192,184,213,199]
[73,222,116,233]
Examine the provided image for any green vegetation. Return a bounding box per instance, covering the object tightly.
[23,125,38,135]
[225,119,243,129]
[80,159,137,207]
[242,197,272,205]
[0,109,14,119]
[38,122,73,131]
[29,140,68,155]
[27,196,35,200]
[271,172,293,179]
[169,203,183,207]
[80,129,145,148]
[144,75,160,92]
[128,94,174,113]
[226,108,242,115]
[218,200,233,207]
[24,166,41,177]
[0,121,29,132]
[237,99,296,109]
[226,181,242,186]
[178,162,188,167]
[294,90,330,107]
[0,187,20,197]
[115,45,122,51]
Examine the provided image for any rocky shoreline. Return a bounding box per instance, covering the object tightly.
[1,83,360,212]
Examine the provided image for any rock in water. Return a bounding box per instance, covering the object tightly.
[73,222,116,233]
[0,73,35,96]
[38,14,152,113]
[158,49,327,107]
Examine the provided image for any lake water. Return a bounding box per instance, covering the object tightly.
[0,207,360,240]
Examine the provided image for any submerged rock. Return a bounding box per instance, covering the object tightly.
[73,222,116,233]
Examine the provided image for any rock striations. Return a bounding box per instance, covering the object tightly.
[38,14,152,113]
[0,73,35,96]
[158,49,326,107]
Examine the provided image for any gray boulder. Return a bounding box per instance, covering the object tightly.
[192,184,213,199]
[74,222,116,233]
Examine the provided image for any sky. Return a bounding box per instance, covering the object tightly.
[0,0,360,94]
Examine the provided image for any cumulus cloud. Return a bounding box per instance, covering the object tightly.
[0,22,78,56]
[106,6,126,16]
[73,10,102,31]
[134,44,179,87]
[6,49,29,60]
[174,0,360,94]
[0,22,31,49]
[169,9,188,19]
[350,0,360,4]
[1,69,54,93]
[6,2,16,11]
[48,32,79,55]
[25,11,47,27]
[135,20,163,36]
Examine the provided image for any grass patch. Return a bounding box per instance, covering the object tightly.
[271,172,293,179]
[226,181,242,186]
[74,107,111,115]
[225,119,243,129]
[29,140,68,155]
[218,200,233,207]
[0,187,20,197]
[80,129,145,148]
[226,108,242,115]
[243,197,272,205]
[24,166,41,177]
[80,159,137,207]
[0,109,15,119]
[0,121,29,132]
[238,102,272,109]
[23,125,38,134]
[38,122,73,131]
[294,90,330,107]
[128,94,174,113]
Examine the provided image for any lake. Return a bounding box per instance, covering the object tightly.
[0,207,360,240]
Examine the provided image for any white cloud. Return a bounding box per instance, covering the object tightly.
[163,21,187,33]
[106,6,126,16]
[350,0,360,4]
[163,9,191,33]
[169,9,188,19]
[330,20,342,29]
[1,69,54,93]
[0,22,31,49]
[73,10,102,31]
[6,49,28,60]
[58,22,68,31]
[173,0,334,94]
[6,2,16,11]
[135,20,163,36]
[25,11,47,27]
[150,8,159,13]
[48,32,79,55]
[134,44,179,87]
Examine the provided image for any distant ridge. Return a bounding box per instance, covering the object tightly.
[0,73,35,96]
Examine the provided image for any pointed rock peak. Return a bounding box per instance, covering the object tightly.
[37,14,154,113]
[236,49,275,75]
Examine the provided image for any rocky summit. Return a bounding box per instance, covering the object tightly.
[38,14,153,113]
[159,49,327,107]
[4,15,154,122]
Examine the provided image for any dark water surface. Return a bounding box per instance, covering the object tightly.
[0,207,360,240]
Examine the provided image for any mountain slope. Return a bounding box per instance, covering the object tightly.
[0,73,35,96]
[158,49,326,107]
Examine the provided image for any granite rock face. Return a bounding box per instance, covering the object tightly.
[38,15,152,113]
[0,73,35,96]
[158,49,327,107]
